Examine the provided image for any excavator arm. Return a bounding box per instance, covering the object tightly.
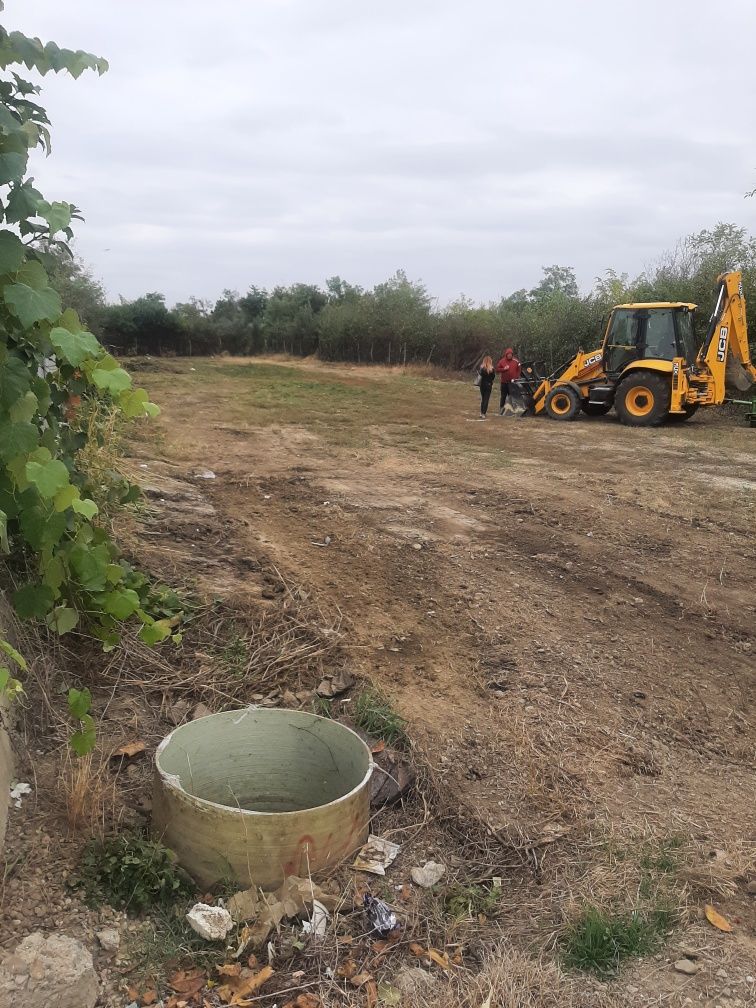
[697,271,756,403]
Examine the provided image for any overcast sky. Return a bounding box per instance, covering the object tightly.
[12,0,756,306]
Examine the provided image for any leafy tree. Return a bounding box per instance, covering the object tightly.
[45,245,107,335]
[262,283,327,356]
[0,11,168,676]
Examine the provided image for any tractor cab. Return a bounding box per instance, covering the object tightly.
[602,303,698,377]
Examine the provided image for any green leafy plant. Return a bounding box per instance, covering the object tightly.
[0,634,25,699]
[561,905,674,976]
[443,882,501,920]
[353,687,406,745]
[67,686,95,755]
[73,832,194,913]
[0,13,168,654]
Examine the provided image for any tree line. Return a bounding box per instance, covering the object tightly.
[55,223,756,371]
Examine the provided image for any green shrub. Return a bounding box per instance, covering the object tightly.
[74,832,194,913]
[562,905,674,976]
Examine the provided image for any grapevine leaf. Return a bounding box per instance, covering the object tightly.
[0,229,25,274]
[19,505,67,549]
[69,542,110,591]
[0,419,38,461]
[9,390,38,423]
[49,325,101,366]
[25,458,70,498]
[0,150,27,184]
[36,199,71,235]
[13,582,54,618]
[105,563,124,584]
[4,282,61,328]
[15,259,49,290]
[101,588,140,620]
[67,686,91,718]
[91,367,131,394]
[0,355,32,408]
[48,605,78,635]
[138,619,172,645]
[71,497,98,518]
[53,484,79,511]
[70,713,96,756]
[4,181,43,224]
[41,553,65,591]
[0,638,27,670]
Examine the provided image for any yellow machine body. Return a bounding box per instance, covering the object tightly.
[522,272,756,427]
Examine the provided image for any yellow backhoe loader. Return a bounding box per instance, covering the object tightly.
[518,271,756,427]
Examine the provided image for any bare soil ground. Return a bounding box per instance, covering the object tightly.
[3,354,755,1007]
[127,356,756,1004]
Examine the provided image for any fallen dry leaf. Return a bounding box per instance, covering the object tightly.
[282,995,322,1008]
[427,948,451,970]
[217,965,274,1005]
[409,942,425,957]
[141,992,158,1006]
[169,968,207,996]
[371,740,386,754]
[337,959,359,979]
[127,987,140,1002]
[365,978,378,1008]
[705,904,733,932]
[217,963,242,977]
[112,740,146,758]
[350,972,373,988]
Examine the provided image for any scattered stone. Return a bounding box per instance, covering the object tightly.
[186,903,233,941]
[191,702,212,721]
[674,958,702,976]
[746,880,756,895]
[95,928,120,953]
[676,945,702,960]
[0,932,98,1008]
[410,861,446,888]
[164,700,190,726]
[316,671,354,699]
[395,966,438,994]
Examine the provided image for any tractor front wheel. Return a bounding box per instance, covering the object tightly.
[615,371,670,427]
[544,385,582,421]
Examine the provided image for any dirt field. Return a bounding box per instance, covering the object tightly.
[116,355,754,1005]
[5,355,752,1006]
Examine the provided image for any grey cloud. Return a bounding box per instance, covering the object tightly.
[14,0,756,305]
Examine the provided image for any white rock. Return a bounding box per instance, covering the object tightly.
[410,861,446,888]
[0,932,98,1008]
[185,903,233,941]
[396,966,438,994]
[674,958,702,976]
[96,928,120,953]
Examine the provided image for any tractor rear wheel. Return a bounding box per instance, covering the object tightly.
[581,401,612,417]
[545,385,582,421]
[615,371,670,427]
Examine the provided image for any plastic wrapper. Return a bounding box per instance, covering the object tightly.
[363,893,399,935]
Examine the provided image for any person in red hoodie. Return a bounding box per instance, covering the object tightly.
[495,348,522,415]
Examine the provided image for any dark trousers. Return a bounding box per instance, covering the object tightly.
[499,382,511,409]
[480,384,492,415]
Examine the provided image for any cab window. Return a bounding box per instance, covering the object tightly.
[643,309,676,360]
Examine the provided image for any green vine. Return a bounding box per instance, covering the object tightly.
[0,11,168,745]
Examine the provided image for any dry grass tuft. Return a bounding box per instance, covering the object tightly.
[401,941,618,1008]
[58,747,124,838]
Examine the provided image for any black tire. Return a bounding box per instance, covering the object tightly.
[667,404,700,423]
[581,401,612,417]
[544,384,582,421]
[615,370,671,427]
